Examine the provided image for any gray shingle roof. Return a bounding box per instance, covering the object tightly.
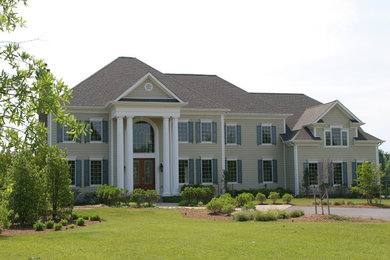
[292,101,337,131]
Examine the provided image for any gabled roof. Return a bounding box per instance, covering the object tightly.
[292,101,337,131]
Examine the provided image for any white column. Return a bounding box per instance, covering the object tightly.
[163,116,171,196]
[117,116,124,189]
[109,118,114,185]
[171,117,179,195]
[125,116,134,192]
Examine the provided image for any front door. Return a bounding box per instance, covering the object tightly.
[133,158,155,190]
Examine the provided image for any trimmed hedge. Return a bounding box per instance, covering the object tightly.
[228,187,293,198]
[181,186,214,205]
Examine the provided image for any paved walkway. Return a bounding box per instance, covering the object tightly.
[289,206,390,220]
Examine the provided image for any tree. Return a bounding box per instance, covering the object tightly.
[351,161,385,204]
[44,146,73,219]
[1,0,85,151]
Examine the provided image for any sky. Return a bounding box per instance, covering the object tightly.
[3,0,390,151]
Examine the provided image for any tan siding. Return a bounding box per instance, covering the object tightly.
[321,106,351,128]
[126,78,171,99]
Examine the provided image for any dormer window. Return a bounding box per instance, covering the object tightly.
[325,127,348,147]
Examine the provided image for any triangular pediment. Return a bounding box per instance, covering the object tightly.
[116,73,183,103]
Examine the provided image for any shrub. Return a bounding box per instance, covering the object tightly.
[0,228,2,234]
[333,200,345,206]
[233,211,253,221]
[228,188,293,198]
[206,193,236,215]
[145,190,160,206]
[282,194,293,204]
[69,224,75,229]
[178,200,188,206]
[130,189,147,206]
[76,218,85,226]
[60,219,68,226]
[268,192,280,204]
[235,193,255,207]
[242,201,256,211]
[82,215,89,220]
[325,215,351,221]
[255,193,267,204]
[162,196,182,203]
[289,210,305,218]
[97,185,122,205]
[276,210,290,219]
[181,187,214,205]
[45,220,54,229]
[128,202,138,208]
[71,212,79,220]
[140,202,149,208]
[90,215,101,221]
[54,223,62,231]
[253,210,277,221]
[33,221,45,231]
[347,201,355,206]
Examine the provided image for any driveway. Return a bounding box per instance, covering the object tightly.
[289,206,390,220]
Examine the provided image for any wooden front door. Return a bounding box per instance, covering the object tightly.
[133,158,155,190]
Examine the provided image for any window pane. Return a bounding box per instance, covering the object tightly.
[133,121,154,153]
[144,160,153,185]
[333,163,342,185]
[202,160,212,183]
[342,131,348,146]
[133,160,140,185]
[226,126,236,144]
[90,160,102,185]
[325,131,331,146]
[178,122,188,142]
[91,121,102,141]
[308,163,318,185]
[179,160,189,184]
[226,160,237,183]
[262,126,272,144]
[263,160,273,182]
[68,161,76,185]
[331,128,341,146]
[201,122,212,142]
[63,126,74,142]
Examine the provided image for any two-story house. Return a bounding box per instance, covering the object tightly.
[45,57,383,196]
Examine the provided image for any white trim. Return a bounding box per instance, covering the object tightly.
[283,119,286,134]
[260,124,273,145]
[67,156,77,160]
[294,145,299,195]
[115,72,185,103]
[324,127,349,148]
[315,101,363,124]
[109,118,114,185]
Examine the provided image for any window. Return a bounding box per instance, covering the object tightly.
[90,160,102,185]
[133,121,154,153]
[90,120,102,142]
[179,160,189,184]
[226,160,237,183]
[201,159,212,183]
[263,160,273,182]
[63,126,75,142]
[201,122,212,142]
[308,163,318,185]
[262,126,272,144]
[333,162,342,185]
[178,122,189,142]
[325,127,348,147]
[226,125,237,144]
[68,160,76,186]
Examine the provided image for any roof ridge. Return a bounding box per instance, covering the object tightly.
[166,73,217,77]
[250,92,305,95]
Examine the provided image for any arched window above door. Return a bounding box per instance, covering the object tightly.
[133,121,155,153]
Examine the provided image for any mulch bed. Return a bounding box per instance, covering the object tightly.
[173,208,388,223]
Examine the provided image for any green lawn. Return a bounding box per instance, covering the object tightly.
[1,208,390,259]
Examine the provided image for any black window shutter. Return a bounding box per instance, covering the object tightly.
[272,126,277,145]
[258,160,263,183]
[237,125,241,145]
[212,159,218,184]
[103,159,108,185]
[84,160,90,187]
[76,160,82,187]
[257,125,262,145]
[57,122,63,143]
[212,122,217,143]
[189,159,194,184]
[237,160,242,183]
[195,122,200,143]
[272,159,278,183]
[103,121,108,143]
[188,122,194,143]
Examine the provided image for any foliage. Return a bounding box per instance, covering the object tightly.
[180,186,214,205]
[255,192,267,204]
[253,210,278,221]
[325,215,351,221]
[282,193,293,204]
[33,221,45,231]
[233,211,253,221]
[82,215,89,220]
[145,190,160,206]
[8,150,46,226]
[180,184,215,193]
[69,224,75,229]
[242,201,256,210]
[228,187,293,198]
[333,200,345,206]
[268,192,280,204]
[162,196,182,203]
[90,215,101,221]
[44,146,73,218]
[97,185,124,205]
[71,212,79,220]
[206,193,236,215]
[128,202,138,208]
[235,192,254,207]
[130,189,147,206]
[54,223,62,231]
[351,162,385,204]
[76,218,85,226]
[289,210,305,218]
[73,192,99,205]
[60,219,68,226]
[45,220,54,229]
[276,210,290,219]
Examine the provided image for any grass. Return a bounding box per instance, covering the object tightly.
[1,208,390,259]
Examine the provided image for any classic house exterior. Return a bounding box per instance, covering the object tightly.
[46,57,383,196]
